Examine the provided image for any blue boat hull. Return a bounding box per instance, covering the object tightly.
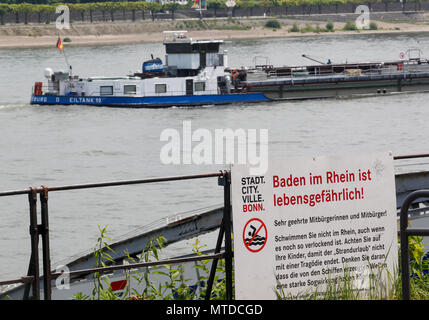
[30,93,270,108]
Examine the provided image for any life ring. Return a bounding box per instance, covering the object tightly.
[231,70,239,80]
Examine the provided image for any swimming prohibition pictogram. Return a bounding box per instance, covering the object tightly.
[242,218,267,253]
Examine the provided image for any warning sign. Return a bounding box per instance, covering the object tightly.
[243,218,267,253]
[231,152,398,300]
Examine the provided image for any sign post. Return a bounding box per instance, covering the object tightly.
[225,0,236,18]
[231,152,398,299]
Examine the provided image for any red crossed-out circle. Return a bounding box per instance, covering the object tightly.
[242,218,267,253]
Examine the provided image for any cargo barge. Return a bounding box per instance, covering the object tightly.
[30,32,429,108]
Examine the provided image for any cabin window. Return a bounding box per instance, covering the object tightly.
[100,86,113,96]
[124,85,137,95]
[195,82,205,92]
[155,84,167,94]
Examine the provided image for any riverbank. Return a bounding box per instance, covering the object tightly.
[1,16,429,49]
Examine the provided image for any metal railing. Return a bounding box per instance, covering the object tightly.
[1,153,429,300]
[265,61,429,79]
[0,171,233,300]
[34,87,221,99]
[400,190,429,300]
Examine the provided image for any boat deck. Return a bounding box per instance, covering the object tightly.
[244,70,429,87]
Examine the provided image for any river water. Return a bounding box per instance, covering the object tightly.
[1,32,429,281]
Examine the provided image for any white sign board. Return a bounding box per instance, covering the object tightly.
[231,152,398,299]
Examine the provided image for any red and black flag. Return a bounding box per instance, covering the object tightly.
[56,37,63,51]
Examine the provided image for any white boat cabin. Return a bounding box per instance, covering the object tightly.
[44,31,232,98]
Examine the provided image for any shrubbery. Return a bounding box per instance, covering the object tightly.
[289,23,299,32]
[369,21,378,30]
[326,20,334,31]
[265,19,281,29]
[343,21,358,31]
[72,226,429,300]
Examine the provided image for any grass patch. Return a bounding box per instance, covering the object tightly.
[343,21,358,31]
[314,24,328,33]
[276,262,400,300]
[178,19,251,31]
[213,25,251,30]
[369,21,378,30]
[287,23,332,33]
[300,23,315,33]
[289,23,300,32]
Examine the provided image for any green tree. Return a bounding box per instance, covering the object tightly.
[107,2,121,22]
[134,1,147,20]
[115,1,141,22]
[231,0,243,16]
[164,2,181,20]
[295,0,312,15]
[331,0,344,14]
[314,0,328,14]
[85,3,98,23]
[207,0,225,18]
[11,3,34,24]
[127,1,139,22]
[147,2,162,21]
[279,0,297,16]
[239,0,258,17]
[33,4,52,24]
[93,2,108,22]
[10,4,20,24]
[70,3,86,22]
[414,0,422,11]
[260,0,278,15]
[0,4,11,25]
[22,3,33,24]
[32,4,42,23]
[40,4,55,24]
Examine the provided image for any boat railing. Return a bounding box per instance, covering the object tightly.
[38,87,222,99]
[1,154,429,300]
[163,30,189,43]
[142,89,220,97]
[31,85,56,96]
[265,62,429,80]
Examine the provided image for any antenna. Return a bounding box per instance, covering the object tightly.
[302,54,326,65]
